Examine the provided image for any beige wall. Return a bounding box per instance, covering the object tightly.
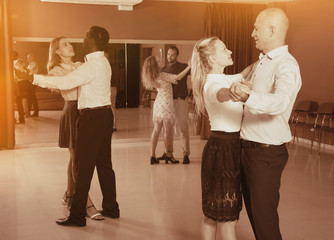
[10,0,205,40]
[285,0,334,104]
[10,0,334,105]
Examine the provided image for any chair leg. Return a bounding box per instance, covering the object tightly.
[292,122,298,145]
[329,161,334,178]
[317,128,324,154]
[310,127,316,154]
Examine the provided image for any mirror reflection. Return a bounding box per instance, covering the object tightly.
[13,40,196,146]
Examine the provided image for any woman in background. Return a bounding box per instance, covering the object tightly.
[191,37,251,240]
[141,56,190,165]
[47,36,103,220]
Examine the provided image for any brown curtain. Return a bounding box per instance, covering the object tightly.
[0,0,15,149]
[205,3,255,74]
[197,3,259,139]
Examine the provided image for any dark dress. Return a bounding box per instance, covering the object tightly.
[59,100,79,148]
[201,131,242,222]
[49,63,81,149]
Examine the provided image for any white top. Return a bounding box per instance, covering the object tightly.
[13,60,28,81]
[48,62,82,101]
[34,51,111,109]
[204,73,244,132]
[241,45,302,145]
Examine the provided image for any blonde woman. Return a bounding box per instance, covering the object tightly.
[142,56,190,164]
[191,37,251,240]
[47,36,103,220]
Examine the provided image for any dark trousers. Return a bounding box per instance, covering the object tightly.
[69,108,118,221]
[15,81,27,122]
[28,85,39,114]
[15,94,24,122]
[241,143,288,240]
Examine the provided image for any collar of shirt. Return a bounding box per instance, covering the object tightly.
[259,45,288,60]
[207,73,226,79]
[59,62,76,71]
[167,61,181,69]
[169,61,178,66]
[85,51,105,62]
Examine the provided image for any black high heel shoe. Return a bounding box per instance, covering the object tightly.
[156,153,167,161]
[165,156,179,164]
[150,156,159,165]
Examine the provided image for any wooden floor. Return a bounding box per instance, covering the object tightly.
[1,107,334,240]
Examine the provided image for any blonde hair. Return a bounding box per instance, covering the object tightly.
[47,36,65,73]
[191,37,220,114]
[141,56,160,90]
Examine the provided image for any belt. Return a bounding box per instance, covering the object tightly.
[173,97,186,100]
[79,105,110,113]
[210,131,240,140]
[241,139,284,148]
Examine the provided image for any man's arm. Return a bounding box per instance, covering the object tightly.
[33,62,95,90]
[241,63,254,79]
[244,61,301,115]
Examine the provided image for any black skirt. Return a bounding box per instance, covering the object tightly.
[59,101,80,148]
[201,131,242,222]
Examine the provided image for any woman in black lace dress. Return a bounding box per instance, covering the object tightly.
[191,37,252,240]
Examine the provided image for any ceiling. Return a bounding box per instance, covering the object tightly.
[40,0,295,11]
[159,0,294,3]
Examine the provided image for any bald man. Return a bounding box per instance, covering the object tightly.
[229,8,302,240]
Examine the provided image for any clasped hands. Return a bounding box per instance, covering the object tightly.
[229,80,252,103]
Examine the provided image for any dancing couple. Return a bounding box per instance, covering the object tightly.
[191,8,301,240]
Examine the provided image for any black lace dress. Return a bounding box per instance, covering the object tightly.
[201,131,242,222]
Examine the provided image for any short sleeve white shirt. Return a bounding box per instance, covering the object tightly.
[204,74,244,132]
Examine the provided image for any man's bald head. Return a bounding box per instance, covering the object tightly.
[252,8,289,53]
[258,8,289,40]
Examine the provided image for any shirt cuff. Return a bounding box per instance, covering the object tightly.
[244,90,255,106]
[236,73,243,79]
[33,74,47,88]
[235,73,244,82]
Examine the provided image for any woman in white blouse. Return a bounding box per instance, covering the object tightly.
[47,36,103,220]
[191,37,251,240]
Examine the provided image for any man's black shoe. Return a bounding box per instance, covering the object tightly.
[100,209,120,219]
[183,155,190,164]
[157,153,167,161]
[56,217,86,227]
